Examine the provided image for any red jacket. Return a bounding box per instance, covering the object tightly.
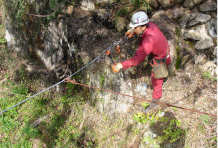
[121,22,170,69]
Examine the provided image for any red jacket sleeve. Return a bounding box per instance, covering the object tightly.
[121,35,155,69]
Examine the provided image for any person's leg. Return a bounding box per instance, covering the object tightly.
[141,72,164,113]
[151,72,164,100]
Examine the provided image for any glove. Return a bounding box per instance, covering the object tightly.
[111,63,123,73]
[125,29,135,39]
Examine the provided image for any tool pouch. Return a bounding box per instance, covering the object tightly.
[152,61,168,79]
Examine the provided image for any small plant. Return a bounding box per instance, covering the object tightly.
[141,102,149,109]
[199,115,209,124]
[134,111,184,143]
[116,8,128,17]
[171,107,179,111]
[100,75,104,88]
[202,71,217,82]
[0,36,6,44]
[130,0,151,12]
[175,47,181,70]
[157,119,183,143]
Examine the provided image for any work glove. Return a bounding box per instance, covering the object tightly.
[125,29,135,39]
[111,63,123,73]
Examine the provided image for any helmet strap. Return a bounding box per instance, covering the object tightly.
[139,26,143,36]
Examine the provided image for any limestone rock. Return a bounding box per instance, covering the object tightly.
[213,46,217,63]
[213,47,217,58]
[181,54,191,67]
[179,13,190,28]
[206,19,217,38]
[95,9,108,20]
[183,30,201,41]
[193,0,203,5]
[81,0,95,11]
[171,7,184,19]
[177,0,185,4]
[76,28,86,36]
[67,5,74,15]
[96,0,116,3]
[115,17,127,32]
[187,13,211,27]
[194,53,207,65]
[157,0,171,8]
[194,24,214,50]
[195,38,214,50]
[183,0,195,8]
[199,2,217,12]
[200,61,217,76]
[147,0,159,9]
[74,8,90,18]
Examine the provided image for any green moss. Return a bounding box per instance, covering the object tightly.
[116,8,128,17]
[175,47,182,70]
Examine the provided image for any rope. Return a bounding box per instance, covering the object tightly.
[65,78,217,118]
[0,39,123,115]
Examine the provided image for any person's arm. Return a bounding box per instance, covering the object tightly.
[121,35,155,69]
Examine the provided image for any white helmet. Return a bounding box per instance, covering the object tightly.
[129,11,149,29]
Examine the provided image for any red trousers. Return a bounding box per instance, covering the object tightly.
[151,56,171,100]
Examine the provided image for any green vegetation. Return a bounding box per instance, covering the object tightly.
[175,46,182,70]
[134,111,184,144]
[202,71,217,82]
[130,0,151,12]
[199,115,209,124]
[141,102,149,108]
[116,8,129,17]
[0,45,87,147]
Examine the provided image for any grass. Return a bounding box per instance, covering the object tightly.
[0,44,86,147]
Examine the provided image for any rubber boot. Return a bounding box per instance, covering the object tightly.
[141,99,159,114]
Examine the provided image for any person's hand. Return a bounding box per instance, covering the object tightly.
[111,63,123,73]
[125,29,135,39]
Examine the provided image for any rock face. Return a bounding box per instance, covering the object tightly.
[206,19,217,38]
[187,13,211,27]
[151,10,177,74]
[4,0,217,117]
[183,30,201,41]
[199,2,217,12]
[194,25,214,50]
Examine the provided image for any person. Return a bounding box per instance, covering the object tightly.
[112,11,171,113]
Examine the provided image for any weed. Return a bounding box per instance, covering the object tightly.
[175,47,181,70]
[202,71,217,82]
[0,35,6,44]
[132,128,140,135]
[199,115,209,124]
[130,0,151,12]
[134,111,184,144]
[171,107,179,111]
[141,102,149,109]
[116,8,128,17]
[100,75,104,88]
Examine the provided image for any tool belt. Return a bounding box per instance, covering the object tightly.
[150,46,169,79]
[152,59,168,79]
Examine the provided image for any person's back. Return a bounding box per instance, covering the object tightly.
[141,22,169,60]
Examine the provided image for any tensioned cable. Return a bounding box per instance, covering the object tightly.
[0,39,123,115]
[65,79,217,117]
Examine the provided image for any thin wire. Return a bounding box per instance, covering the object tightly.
[66,79,217,117]
[0,39,123,115]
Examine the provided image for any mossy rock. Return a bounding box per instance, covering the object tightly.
[114,17,127,32]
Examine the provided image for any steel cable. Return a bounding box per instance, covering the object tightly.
[0,39,123,115]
